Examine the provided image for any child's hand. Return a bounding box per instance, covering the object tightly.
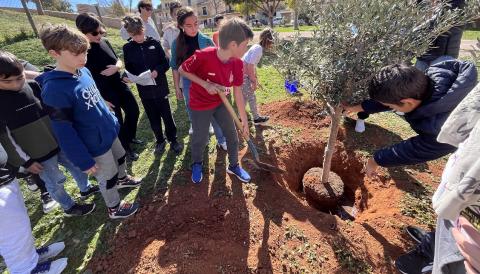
[203,79,224,95]
[101,65,119,76]
[241,120,250,139]
[122,77,132,83]
[151,70,158,79]
[342,103,364,115]
[175,87,184,100]
[84,164,98,176]
[452,217,480,274]
[27,162,43,174]
[363,157,379,178]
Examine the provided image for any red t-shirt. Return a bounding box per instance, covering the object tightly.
[182,47,243,111]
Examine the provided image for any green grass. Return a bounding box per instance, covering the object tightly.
[463,29,480,40]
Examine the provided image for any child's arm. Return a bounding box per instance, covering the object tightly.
[154,41,170,75]
[169,41,183,100]
[0,125,41,173]
[245,63,258,90]
[178,67,224,95]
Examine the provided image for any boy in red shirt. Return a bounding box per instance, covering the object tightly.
[179,17,253,184]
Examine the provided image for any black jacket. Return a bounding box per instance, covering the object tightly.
[123,37,170,100]
[361,58,478,167]
[85,38,131,105]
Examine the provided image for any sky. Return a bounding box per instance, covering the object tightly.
[0,0,158,12]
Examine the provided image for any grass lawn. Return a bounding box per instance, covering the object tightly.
[463,29,480,40]
[1,10,428,273]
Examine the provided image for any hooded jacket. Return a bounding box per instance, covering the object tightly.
[123,36,170,100]
[361,58,478,167]
[36,67,119,171]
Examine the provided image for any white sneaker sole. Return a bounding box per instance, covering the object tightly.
[117,182,142,189]
[43,201,60,214]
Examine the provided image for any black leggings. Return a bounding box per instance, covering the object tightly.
[141,97,177,144]
[30,174,48,194]
[112,89,140,150]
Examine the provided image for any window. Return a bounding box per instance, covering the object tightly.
[202,7,207,15]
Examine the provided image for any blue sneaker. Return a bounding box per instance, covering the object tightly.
[191,162,203,184]
[227,164,251,183]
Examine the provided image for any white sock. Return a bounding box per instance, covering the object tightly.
[355,119,365,133]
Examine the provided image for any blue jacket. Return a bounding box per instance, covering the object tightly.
[361,58,477,167]
[169,32,214,70]
[37,68,119,171]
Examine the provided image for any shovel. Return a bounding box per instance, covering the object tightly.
[217,91,283,173]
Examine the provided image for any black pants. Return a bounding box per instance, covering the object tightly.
[30,174,48,194]
[112,89,140,151]
[141,97,177,144]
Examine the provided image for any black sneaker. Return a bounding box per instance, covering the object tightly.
[130,138,144,145]
[126,149,139,161]
[108,201,139,219]
[64,203,96,217]
[395,245,433,274]
[80,185,100,200]
[171,141,183,154]
[154,141,166,155]
[253,116,270,126]
[406,226,427,244]
[41,193,59,213]
[117,175,142,189]
[26,177,38,192]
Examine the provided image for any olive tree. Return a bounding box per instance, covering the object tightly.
[274,0,480,184]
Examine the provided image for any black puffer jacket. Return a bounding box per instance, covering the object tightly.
[361,58,478,167]
[123,37,170,100]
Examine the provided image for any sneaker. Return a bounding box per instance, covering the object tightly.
[209,124,214,135]
[216,142,227,151]
[37,242,65,263]
[80,185,100,200]
[154,141,166,155]
[191,162,203,184]
[355,119,365,133]
[26,177,39,192]
[108,201,139,219]
[130,138,144,145]
[64,203,95,217]
[126,149,139,161]
[395,245,433,274]
[31,258,67,274]
[406,226,427,244]
[171,141,183,154]
[117,175,142,189]
[188,125,193,135]
[227,164,251,183]
[253,116,270,126]
[41,193,59,213]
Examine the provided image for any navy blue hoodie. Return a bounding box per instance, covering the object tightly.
[36,67,119,171]
[361,58,477,167]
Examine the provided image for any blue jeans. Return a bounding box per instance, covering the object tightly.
[38,152,91,210]
[182,77,226,144]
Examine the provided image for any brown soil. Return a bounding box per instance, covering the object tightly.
[303,168,344,210]
[90,99,443,274]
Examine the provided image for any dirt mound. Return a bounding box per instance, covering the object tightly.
[303,168,344,210]
[89,100,441,273]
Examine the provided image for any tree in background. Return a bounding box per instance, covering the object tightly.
[234,0,258,21]
[33,0,72,12]
[225,0,281,27]
[274,0,480,185]
[110,0,126,16]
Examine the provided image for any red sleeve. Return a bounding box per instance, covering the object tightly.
[213,32,219,47]
[232,58,244,86]
[181,50,203,73]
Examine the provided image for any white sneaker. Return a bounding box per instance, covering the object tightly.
[355,119,365,133]
[37,242,65,263]
[188,125,193,135]
[217,142,227,151]
[209,124,214,135]
[31,258,67,274]
[41,193,60,214]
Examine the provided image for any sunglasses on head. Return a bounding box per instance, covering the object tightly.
[91,30,106,36]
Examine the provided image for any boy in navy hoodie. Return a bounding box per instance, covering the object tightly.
[344,58,477,177]
[38,24,142,219]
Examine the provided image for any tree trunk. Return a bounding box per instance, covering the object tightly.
[321,106,342,184]
[269,14,274,28]
[35,0,45,15]
[293,8,299,30]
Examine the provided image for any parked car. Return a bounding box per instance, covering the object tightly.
[273,17,284,26]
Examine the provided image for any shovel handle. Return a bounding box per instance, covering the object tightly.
[217,91,250,142]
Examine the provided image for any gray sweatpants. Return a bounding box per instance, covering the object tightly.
[242,76,260,120]
[191,104,238,166]
[433,218,466,274]
[93,138,126,208]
